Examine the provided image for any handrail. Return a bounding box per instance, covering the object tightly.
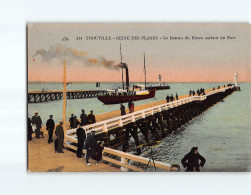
[66,87,231,136]
[65,139,178,172]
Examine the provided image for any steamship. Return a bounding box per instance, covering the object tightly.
[97,50,156,105]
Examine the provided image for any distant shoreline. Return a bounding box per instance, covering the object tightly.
[28,81,247,84]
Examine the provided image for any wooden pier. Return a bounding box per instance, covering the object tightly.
[28,85,237,172]
[28,89,107,103]
[65,86,236,171]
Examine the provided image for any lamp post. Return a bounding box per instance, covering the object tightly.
[63,59,67,144]
[62,36,68,144]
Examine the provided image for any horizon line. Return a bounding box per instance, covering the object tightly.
[28,81,249,83]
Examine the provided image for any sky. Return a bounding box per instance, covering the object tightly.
[28,23,250,82]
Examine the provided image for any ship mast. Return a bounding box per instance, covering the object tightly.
[120,43,124,90]
[144,53,146,89]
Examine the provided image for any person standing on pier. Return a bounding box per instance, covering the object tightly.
[176,93,179,100]
[120,103,126,116]
[129,102,134,113]
[87,110,96,124]
[73,116,80,128]
[28,117,33,141]
[128,101,132,111]
[85,130,97,166]
[192,90,195,96]
[69,114,74,129]
[46,115,55,144]
[91,141,104,165]
[76,124,86,158]
[55,120,64,153]
[181,147,206,172]
[31,111,44,139]
[166,94,170,102]
[202,88,205,95]
[170,94,174,102]
[80,109,88,126]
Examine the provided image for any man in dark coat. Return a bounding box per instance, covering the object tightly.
[31,111,44,139]
[73,116,80,128]
[69,114,74,129]
[87,110,96,124]
[80,109,88,126]
[170,94,174,102]
[120,103,126,116]
[181,147,206,172]
[128,101,132,110]
[46,115,55,143]
[166,94,170,102]
[85,130,97,165]
[176,93,179,100]
[91,141,104,165]
[28,117,33,141]
[55,120,64,153]
[76,124,86,158]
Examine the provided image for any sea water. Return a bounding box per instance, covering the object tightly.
[28,82,251,171]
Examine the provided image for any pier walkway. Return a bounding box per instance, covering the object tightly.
[28,133,119,172]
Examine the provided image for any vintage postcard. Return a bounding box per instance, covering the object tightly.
[27,23,250,172]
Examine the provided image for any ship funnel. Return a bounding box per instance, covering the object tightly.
[117,63,129,91]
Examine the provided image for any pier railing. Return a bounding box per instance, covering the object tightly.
[66,138,179,172]
[66,87,231,136]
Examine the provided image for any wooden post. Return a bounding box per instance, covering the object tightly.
[121,157,129,172]
[63,59,67,144]
[103,123,108,132]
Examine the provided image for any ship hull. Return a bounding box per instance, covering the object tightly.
[97,89,156,104]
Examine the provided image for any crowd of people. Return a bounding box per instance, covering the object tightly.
[165,88,207,103]
[120,101,135,116]
[189,88,206,96]
[69,109,96,129]
[28,109,103,166]
[166,93,179,103]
